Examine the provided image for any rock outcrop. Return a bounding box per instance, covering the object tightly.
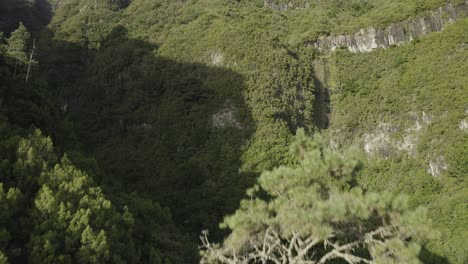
[263,1,309,11]
[310,1,468,52]
[211,107,243,129]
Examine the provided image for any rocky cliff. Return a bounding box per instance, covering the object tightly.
[310,1,468,52]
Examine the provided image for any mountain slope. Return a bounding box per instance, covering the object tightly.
[0,0,466,263]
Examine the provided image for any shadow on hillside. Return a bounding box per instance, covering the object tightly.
[36,25,256,260]
[419,246,450,264]
[0,0,52,35]
[312,57,331,130]
[313,75,331,129]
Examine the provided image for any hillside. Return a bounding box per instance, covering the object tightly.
[0,0,467,263]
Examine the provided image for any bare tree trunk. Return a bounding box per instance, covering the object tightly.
[25,39,36,82]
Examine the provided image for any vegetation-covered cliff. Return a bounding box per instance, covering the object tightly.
[0,0,466,263]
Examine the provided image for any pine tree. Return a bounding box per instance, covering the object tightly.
[14,129,57,197]
[6,23,30,62]
[6,23,30,78]
[29,155,136,263]
[201,129,433,263]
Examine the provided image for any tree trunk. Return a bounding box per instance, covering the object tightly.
[25,39,36,82]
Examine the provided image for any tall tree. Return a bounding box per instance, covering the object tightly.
[6,23,30,62]
[6,23,30,79]
[201,129,433,263]
[20,133,136,263]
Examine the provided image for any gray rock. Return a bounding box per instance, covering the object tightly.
[310,1,468,53]
[263,1,309,11]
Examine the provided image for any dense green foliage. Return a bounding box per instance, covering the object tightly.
[0,125,194,262]
[0,0,466,263]
[202,130,432,263]
[6,23,30,64]
[0,24,195,263]
[325,20,468,263]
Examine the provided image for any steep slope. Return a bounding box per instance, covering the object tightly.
[320,20,468,262]
[0,0,52,34]
[0,1,197,263]
[311,1,468,52]
[1,0,466,263]
[41,0,468,262]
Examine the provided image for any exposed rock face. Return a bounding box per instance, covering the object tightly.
[211,107,242,129]
[361,113,451,177]
[397,134,418,156]
[310,1,468,52]
[362,112,433,158]
[363,123,397,158]
[263,1,309,11]
[428,156,448,177]
[460,119,468,133]
[209,52,224,66]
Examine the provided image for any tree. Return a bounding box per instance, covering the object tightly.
[201,129,433,264]
[7,23,30,62]
[14,129,57,197]
[6,23,30,78]
[0,126,194,263]
[28,156,135,263]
